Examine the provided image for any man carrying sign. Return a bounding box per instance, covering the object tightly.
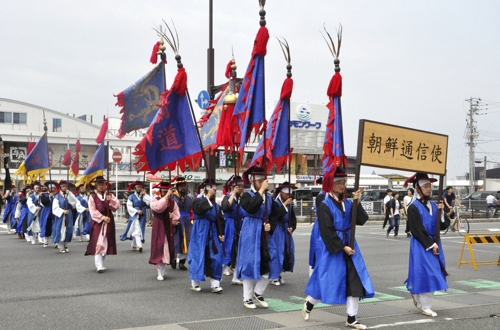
[404,172,449,317]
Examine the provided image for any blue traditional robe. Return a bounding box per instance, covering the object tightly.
[27,193,41,236]
[39,193,53,238]
[308,192,325,269]
[16,197,29,235]
[75,194,90,236]
[305,196,374,304]
[270,197,295,274]
[52,193,76,244]
[120,192,150,243]
[172,194,193,255]
[405,200,448,294]
[236,190,273,280]
[188,196,224,282]
[221,194,241,267]
[2,193,18,229]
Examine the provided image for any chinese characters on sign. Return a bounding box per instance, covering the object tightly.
[360,120,448,175]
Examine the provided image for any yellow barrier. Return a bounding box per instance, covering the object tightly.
[458,232,500,270]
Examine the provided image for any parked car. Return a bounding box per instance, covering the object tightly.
[461,190,500,212]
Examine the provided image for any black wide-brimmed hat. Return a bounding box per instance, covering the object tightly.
[86,176,111,190]
[153,180,172,190]
[44,181,58,189]
[196,178,219,194]
[171,176,188,186]
[223,175,244,194]
[127,180,145,191]
[242,165,266,185]
[322,166,348,193]
[403,172,438,188]
[30,181,42,189]
[274,181,297,198]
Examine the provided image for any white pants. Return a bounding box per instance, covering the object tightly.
[232,262,242,283]
[242,273,269,301]
[308,296,359,316]
[156,263,166,276]
[94,254,106,270]
[191,278,219,288]
[176,253,187,260]
[414,292,434,310]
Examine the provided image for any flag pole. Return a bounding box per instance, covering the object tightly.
[66,136,70,182]
[42,112,52,182]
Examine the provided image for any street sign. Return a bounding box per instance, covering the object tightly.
[112,150,122,163]
[197,90,210,109]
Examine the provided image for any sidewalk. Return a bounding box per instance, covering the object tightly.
[122,290,500,329]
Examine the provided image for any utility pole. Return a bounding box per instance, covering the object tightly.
[483,155,487,190]
[465,97,481,195]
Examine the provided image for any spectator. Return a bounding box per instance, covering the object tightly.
[403,188,414,237]
[382,189,393,230]
[486,193,499,217]
[386,192,401,239]
[122,192,129,223]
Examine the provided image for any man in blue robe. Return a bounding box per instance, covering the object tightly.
[308,176,324,276]
[2,186,17,234]
[26,182,43,244]
[52,180,84,253]
[74,184,90,242]
[188,178,225,293]
[405,172,449,317]
[171,176,193,270]
[15,187,31,240]
[120,181,151,252]
[269,182,297,286]
[303,167,373,330]
[236,166,277,310]
[39,181,56,247]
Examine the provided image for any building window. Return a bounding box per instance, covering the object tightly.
[13,112,27,124]
[0,111,12,123]
[53,118,62,132]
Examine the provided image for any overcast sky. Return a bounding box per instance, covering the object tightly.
[2,0,500,179]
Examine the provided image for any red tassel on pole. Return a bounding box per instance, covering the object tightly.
[150,41,160,64]
[62,149,72,166]
[95,118,108,144]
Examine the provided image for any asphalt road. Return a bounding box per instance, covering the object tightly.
[1,219,499,329]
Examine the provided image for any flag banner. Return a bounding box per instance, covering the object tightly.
[321,71,347,192]
[62,149,72,166]
[14,133,50,183]
[134,67,203,174]
[69,139,81,180]
[75,143,105,186]
[232,26,269,160]
[95,118,109,144]
[116,62,165,138]
[199,84,231,153]
[250,77,293,173]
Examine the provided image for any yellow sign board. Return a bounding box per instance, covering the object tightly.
[358,120,448,175]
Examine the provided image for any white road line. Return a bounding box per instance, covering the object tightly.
[369,319,436,328]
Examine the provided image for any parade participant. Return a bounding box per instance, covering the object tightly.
[74,184,90,242]
[188,178,225,293]
[149,181,180,281]
[269,181,297,286]
[308,176,325,276]
[405,173,449,317]
[52,180,84,253]
[120,181,151,252]
[85,176,120,273]
[171,176,193,270]
[237,166,274,309]
[122,191,129,223]
[302,167,373,330]
[39,181,56,247]
[2,186,17,234]
[220,175,244,281]
[26,182,43,244]
[15,187,31,240]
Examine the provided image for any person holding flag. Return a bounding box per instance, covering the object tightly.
[15,187,31,240]
[149,181,180,281]
[302,167,373,330]
[220,175,244,284]
[85,176,120,273]
[39,181,57,247]
[188,178,225,293]
[52,180,85,253]
[171,176,193,271]
[26,182,43,245]
[404,172,449,317]
[268,182,297,286]
[120,181,151,252]
[74,184,90,242]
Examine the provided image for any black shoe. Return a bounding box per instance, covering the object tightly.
[179,259,187,271]
[171,259,177,270]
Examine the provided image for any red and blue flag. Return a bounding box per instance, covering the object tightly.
[14,132,50,183]
[250,77,293,173]
[115,63,165,138]
[134,67,203,174]
[232,26,269,160]
[321,71,347,192]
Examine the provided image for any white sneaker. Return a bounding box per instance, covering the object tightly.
[212,286,223,293]
[253,294,268,308]
[244,299,257,309]
[223,270,231,276]
[269,280,281,286]
[346,320,367,329]
[191,286,201,292]
[157,275,164,281]
[421,309,437,317]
